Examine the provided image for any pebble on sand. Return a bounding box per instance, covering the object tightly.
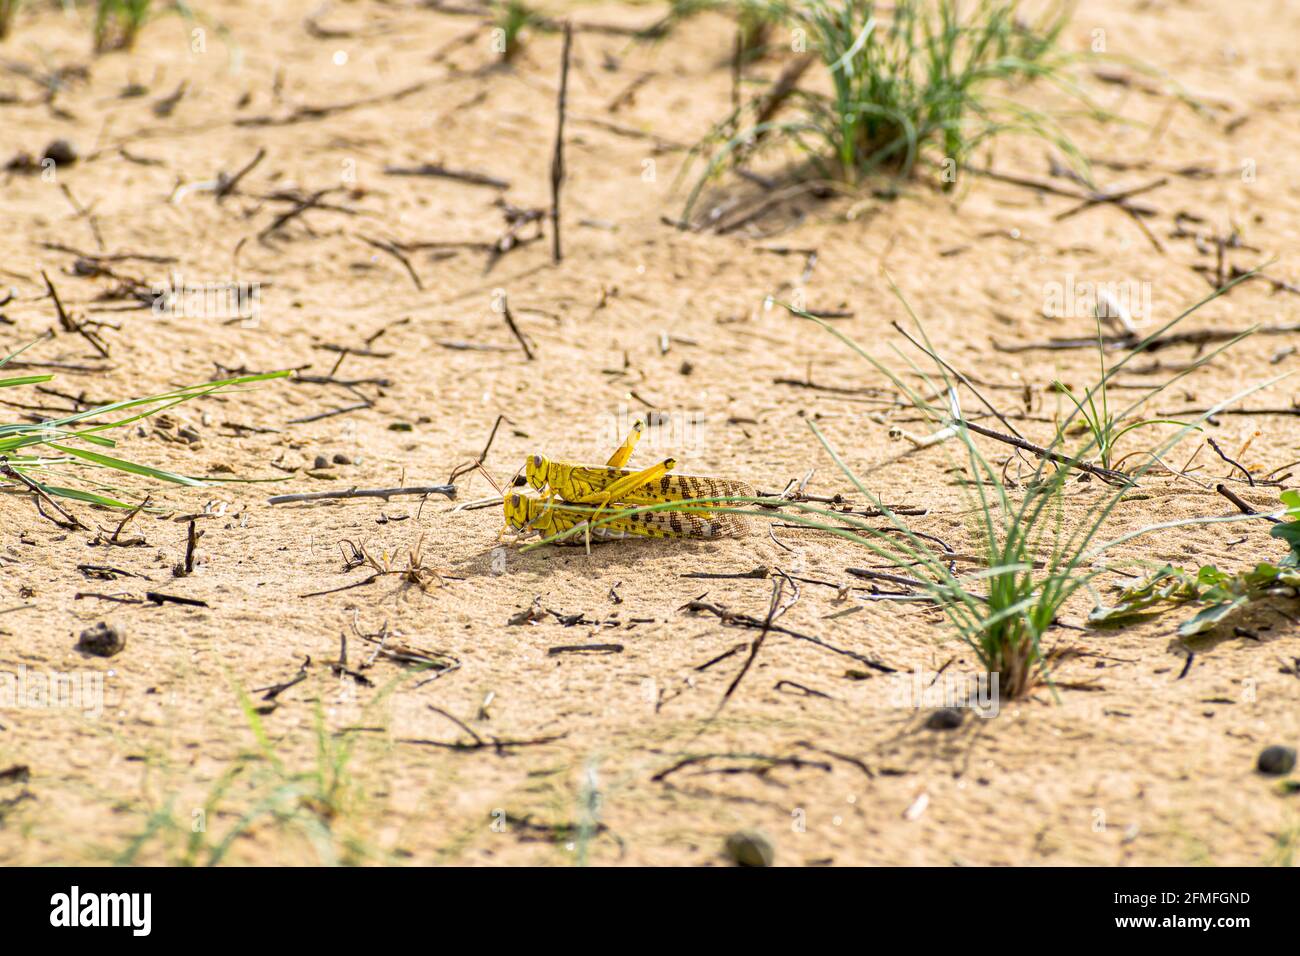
[77,622,125,658]
[926,707,965,730]
[1257,745,1296,776]
[42,139,79,166]
[724,830,774,867]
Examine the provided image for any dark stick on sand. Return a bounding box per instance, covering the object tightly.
[359,235,423,290]
[1206,438,1254,486]
[1215,483,1281,524]
[43,270,109,358]
[957,418,1131,485]
[448,414,507,484]
[384,163,509,190]
[550,22,573,263]
[268,485,456,505]
[500,295,534,360]
[216,147,266,201]
[1,459,86,529]
[183,519,199,574]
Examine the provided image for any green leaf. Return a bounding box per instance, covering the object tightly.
[0,338,48,371]
[45,443,205,486]
[1269,520,1300,564]
[1179,596,1250,636]
[37,485,135,509]
[1194,564,1232,588]
[1238,562,1300,588]
[1089,565,1195,624]
[0,375,55,389]
[4,362,289,506]
[1280,489,1300,518]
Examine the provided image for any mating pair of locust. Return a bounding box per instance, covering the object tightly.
[502,421,754,544]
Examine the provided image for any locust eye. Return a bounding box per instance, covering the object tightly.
[532,455,543,467]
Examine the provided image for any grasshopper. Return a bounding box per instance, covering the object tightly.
[523,420,756,510]
[502,493,749,543]
[503,420,754,544]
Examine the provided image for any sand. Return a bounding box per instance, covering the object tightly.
[0,0,1298,865]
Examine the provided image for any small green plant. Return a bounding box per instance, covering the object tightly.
[642,0,785,53]
[686,0,1101,213]
[115,669,425,866]
[92,1,237,68]
[733,0,780,55]
[0,0,23,40]
[95,0,154,52]
[1091,491,1300,635]
[2,340,287,509]
[113,709,346,866]
[638,0,726,39]
[1050,316,1206,473]
[492,0,540,63]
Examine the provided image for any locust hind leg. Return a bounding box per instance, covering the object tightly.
[606,419,646,468]
[577,457,678,552]
[565,457,678,513]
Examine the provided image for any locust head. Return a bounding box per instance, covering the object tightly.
[524,454,549,492]
[502,492,535,532]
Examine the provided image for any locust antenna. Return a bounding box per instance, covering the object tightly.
[476,462,506,497]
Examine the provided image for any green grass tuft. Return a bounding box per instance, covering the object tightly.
[95,0,154,52]
[493,0,541,63]
[686,0,1105,214]
[1,340,287,510]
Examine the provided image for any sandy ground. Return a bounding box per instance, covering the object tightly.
[0,0,1298,865]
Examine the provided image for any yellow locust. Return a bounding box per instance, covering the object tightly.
[502,493,751,542]
[503,420,754,543]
